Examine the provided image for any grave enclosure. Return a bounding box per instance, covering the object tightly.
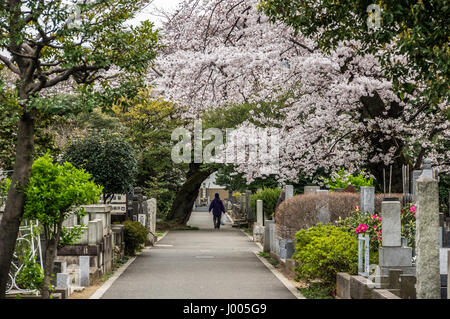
[226,159,449,299]
[3,187,158,298]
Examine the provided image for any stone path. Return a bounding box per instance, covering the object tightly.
[100,210,297,299]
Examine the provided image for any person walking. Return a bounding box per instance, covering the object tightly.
[209,193,225,229]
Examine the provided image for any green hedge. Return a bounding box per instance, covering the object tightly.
[250,187,282,218]
[123,220,148,256]
[292,224,358,287]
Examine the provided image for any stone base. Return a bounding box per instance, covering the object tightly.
[336,273,351,299]
[350,276,374,299]
[253,225,264,244]
[380,266,416,276]
[372,289,401,299]
[379,246,413,267]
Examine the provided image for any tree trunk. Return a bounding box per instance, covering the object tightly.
[41,239,56,299]
[359,92,408,193]
[166,164,217,225]
[0,111,35,298]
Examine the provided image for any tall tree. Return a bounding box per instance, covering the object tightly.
[0,0,159,297]
[150,0,449,194]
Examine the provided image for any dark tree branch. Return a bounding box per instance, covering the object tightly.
[0,54,20,74]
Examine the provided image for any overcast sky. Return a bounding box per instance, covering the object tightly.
[131,0,183,28]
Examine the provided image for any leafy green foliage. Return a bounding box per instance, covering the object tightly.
[293,224,358,287]
[299,282,334,299]
[0,178,11,206]
[62,132,137,202]
[16,257,44,291]
[24,154,102,238]
[113,91,184,216]
[322,168,374,191]
[250,187,282,218]
[401,204,417,249]
[0,86,60,170]
[336,210,381,263]
[59,225,87,248]
[123,220,148,256]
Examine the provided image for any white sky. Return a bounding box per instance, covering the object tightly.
[131,0,183,28]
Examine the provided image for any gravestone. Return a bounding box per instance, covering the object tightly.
[415,175,440,299]
[56,273,70,289]
[285,185,294,200]
[382,201,401,247]
[264,220,274,253]
[316,190,330,224]
[138,214,146,227]
[411,170,422,196]
[420,158,433,178]
[285,240,294,259]
[360,186,375,214]
[378,200,413,272]
[83,204,112,237]
[88,220,99,245]
[147,198,157,235]
[448,250,450,299]
[256,200,263,226]
[279,238,287,260]
[304,186,320,194]
[79,256,90,287]
[131,187,144,221]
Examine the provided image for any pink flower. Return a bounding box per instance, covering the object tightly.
[410,205,416,213]
[373,225,377,230]
[355,224,368,234]
[354,206,360,211]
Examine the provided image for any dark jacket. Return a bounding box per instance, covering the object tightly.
[209,198,225,216]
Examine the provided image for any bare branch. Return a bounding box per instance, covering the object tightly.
[0,54,20,74]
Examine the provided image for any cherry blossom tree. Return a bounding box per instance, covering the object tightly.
[150,0,448,194]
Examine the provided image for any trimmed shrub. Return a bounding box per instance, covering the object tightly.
[275,192,403,240]
[250,187,282,218]
[293,224,358,287]
[123,220,148,256]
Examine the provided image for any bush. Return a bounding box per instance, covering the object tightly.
[293,224,358,287]
[16,257,44,291]
[336,209,382,264]
[250,187,282,218]
[123,220,148,256]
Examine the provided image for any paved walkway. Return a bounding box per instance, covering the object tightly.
[100,210,297,299]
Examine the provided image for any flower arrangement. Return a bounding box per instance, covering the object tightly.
[401,203,416,249]
[337,203,417,255]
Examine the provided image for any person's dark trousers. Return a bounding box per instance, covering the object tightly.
[213,214,221,229]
